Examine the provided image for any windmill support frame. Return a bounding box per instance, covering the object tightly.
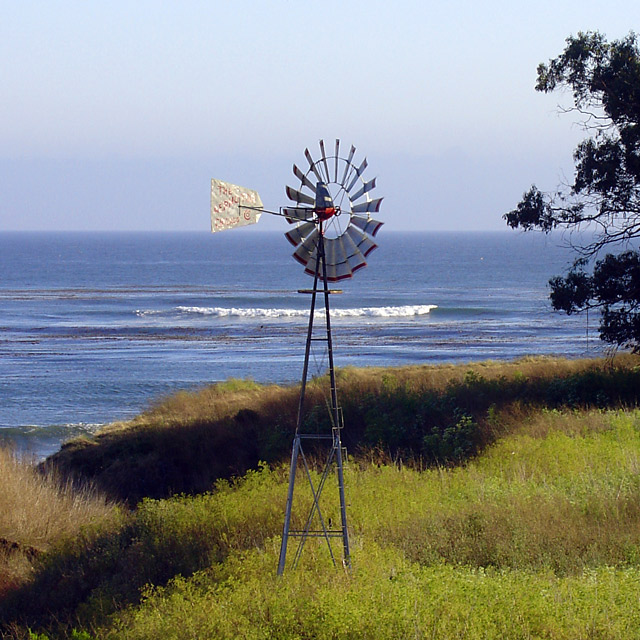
[277,226,351,575]
[210,139,383,576]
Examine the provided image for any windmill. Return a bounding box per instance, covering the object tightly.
[210,139,383,573]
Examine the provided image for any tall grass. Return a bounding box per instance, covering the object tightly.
[110,549,640,640]
[351,409,640,573]
[0,447,118,599]
[4,355,640,637]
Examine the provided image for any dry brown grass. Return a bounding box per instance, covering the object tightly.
[0,446,119,598]
[102,379,296,433]
[94,354,640,437]
[337,352,639,394]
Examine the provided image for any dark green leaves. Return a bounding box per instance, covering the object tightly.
[506,31,640,349]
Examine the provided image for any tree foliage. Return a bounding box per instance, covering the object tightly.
[504,31,640,350]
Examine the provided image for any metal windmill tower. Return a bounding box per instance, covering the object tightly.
[209,139,383,573]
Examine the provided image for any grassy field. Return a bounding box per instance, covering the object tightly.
[2,356,640,638]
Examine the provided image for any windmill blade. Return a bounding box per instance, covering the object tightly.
[325,237,354,281]
[305,148,324,182]
[305,236,357,281]
[284,141,382,281]
[352,198,383,214]
[350,177,377,202]
[341,145,356,185]
[321,243,338,281]
[350,215,384,237]
[340,231,368,272]
[293,164,317,193]
[285,221,316,247]
[345,158,369,193]
[346,251,367,274]
[323,261,354,282]
[305,246,353,280]
[304,251,318,278]
[324,237,340,267]
[319,139,331,183]
[332,261,355,281]
[286,185,315,206]
[283,207,315,223]
[324,263,338,282]
[340,227,361,258]
[346,225,378,257]
[292,229,319,268]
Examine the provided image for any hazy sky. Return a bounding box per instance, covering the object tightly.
[1,1,638,232]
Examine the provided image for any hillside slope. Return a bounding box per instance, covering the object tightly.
[45,355,640,504]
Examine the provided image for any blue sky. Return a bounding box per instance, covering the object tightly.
[1,1,638,232]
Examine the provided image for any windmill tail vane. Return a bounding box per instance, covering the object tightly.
[208,139,383,574]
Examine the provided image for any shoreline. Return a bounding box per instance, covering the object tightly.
[1,351,614,462]
[34,352,640,505]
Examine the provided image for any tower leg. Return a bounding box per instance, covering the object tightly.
[277,434,300,575]
[334,429,351,568]
[319,230,351,570]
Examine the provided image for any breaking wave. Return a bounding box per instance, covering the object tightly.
[0,423,104,460]
[168,304,438,319]
[136,305,437,319]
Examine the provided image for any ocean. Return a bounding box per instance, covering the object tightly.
[0,231,599,458]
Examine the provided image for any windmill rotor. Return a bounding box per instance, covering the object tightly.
[284,139,383,282]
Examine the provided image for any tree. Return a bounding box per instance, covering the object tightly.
[504,31,640,351]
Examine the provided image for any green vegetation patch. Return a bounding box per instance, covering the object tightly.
[112,549,640,640]
[5,408,640,638]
